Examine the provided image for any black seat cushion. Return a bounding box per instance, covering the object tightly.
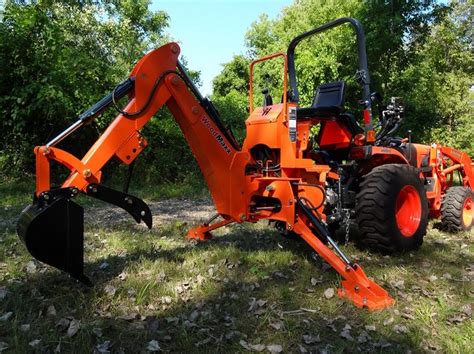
[296,81,345,118]
[295,81,363,136]
[296,106,338,119]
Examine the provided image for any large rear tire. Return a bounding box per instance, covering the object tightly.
[440,186,473,232]
[355,164,429,253]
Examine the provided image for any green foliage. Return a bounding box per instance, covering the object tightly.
[396,1,473,153]
[213,54,250,97]
[211,54,251,145]
[0,0,169,176]
[138,108,202,183]
[212,90,249,144]
[212,0,472,155]
[357,1,448,92]
[244,0,364,106]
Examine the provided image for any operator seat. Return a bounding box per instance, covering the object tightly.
[298,81,345,117]
[296,81,364,164]
[296,81,363,135]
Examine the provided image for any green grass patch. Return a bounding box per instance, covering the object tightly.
[0,174,209,208]
[0,194,472,352]
[0,178,34,207]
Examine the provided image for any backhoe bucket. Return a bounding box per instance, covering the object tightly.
[17,196,90,284]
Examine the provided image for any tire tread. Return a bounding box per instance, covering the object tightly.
[355,164,428,253]
[440,186,473,232]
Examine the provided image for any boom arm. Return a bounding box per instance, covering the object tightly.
[35,43,245,218]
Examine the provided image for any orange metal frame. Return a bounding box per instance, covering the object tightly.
[409,143,474,216]
[352,140,473,218]
[32,43,395,310]
[351,140,473,218]
[249,52,288,114]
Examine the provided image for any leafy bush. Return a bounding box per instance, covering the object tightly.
[0,0,169,177]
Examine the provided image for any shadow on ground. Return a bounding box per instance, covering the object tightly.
[3,214,466,353]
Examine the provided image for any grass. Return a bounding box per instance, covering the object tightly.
[0,179,473,353]
[0,174,209,208]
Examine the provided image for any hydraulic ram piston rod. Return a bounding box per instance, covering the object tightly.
[47,78,135,147]
[297,198,354,267]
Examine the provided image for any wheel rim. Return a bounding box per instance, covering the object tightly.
[395,185,422,237]
[463,197,473,227]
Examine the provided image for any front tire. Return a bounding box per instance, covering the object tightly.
[355,164,429,253]
[441,187,473,232]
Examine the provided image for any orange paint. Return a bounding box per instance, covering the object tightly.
[30,43,400,310]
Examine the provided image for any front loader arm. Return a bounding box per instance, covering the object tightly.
[439,146,474,189]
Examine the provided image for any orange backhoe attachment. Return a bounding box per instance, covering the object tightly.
[17,40,394,310]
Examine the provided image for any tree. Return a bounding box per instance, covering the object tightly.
[0,0,169,176]
[213,55,250,97]
[396,1,473,154]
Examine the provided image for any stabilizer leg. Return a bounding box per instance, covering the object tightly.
[187,215,233,241]
[292,198,394,310]
[292,221,394,310]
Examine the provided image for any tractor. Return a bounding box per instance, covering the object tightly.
[17,18,473,310]
[279,19,474,253]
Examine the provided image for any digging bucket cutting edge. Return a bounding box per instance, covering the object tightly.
[17,189,91,285]
[17,185,153,284]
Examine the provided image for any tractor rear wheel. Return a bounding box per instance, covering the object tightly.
[355,164,429,253]
[440,186,473,232]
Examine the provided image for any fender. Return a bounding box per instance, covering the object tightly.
[350,145,409,172]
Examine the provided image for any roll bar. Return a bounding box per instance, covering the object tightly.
[287,17,371,107]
